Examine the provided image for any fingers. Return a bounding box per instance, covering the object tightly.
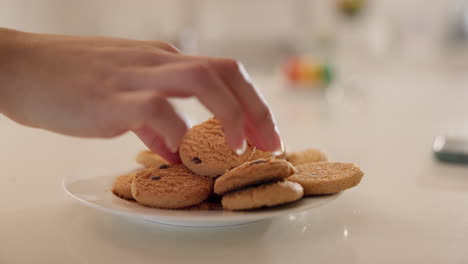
[73,34,182,54]
[118,63,246,153]
[79,38,180,67]
[96,46,175,68]
[174,56,283,153]
[209,59,283,153]
[133,126,182,164]
[147,41,181,53]
[112,92,188,156]
[95,41,281,154]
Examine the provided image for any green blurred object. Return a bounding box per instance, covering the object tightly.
[337,0,366,17]
[321,64,334,85]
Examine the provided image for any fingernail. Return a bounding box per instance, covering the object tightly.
[271,126,284,155]
[234,139,247,156]
[238,62,253,84]
[272,140,284,156]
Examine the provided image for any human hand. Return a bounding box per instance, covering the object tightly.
[0,28,283,163]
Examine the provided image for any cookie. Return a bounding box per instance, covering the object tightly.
[286,148,327,166]
[275,150,287,160]
[131,165,213,209]
[112,171,137,200]
[245,144,289,161]
[221,180,304,210]
[136,150,169,168]
[179,118,256,177]
[214,159,297,195]
[249,148,274,160]
[287,162,364,195]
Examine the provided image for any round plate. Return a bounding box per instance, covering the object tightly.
[63,168,342,227]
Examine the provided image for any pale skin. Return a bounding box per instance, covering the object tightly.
[0,28,283,163]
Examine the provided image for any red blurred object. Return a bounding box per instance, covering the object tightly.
[283,57,301,82]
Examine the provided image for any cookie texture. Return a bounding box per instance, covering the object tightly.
[249,148,274,160]
[286,148,327,166]
[131,165,213,209]
[221,180,304,210]
[136,150,169,168]
[275,151,287,160]
[112,171,137,200]
[214,159,297,195]
[248,142,288,160]
[287,162,364,195]
[179,118,256,177]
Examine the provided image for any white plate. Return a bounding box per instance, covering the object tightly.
[63,168,342,227]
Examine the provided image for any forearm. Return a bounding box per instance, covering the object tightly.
[0,27,28,114]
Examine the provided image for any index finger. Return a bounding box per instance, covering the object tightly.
[187,57,284,154]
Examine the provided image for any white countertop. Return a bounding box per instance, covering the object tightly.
[1,64,468,264]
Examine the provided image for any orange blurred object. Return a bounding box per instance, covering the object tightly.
[283,57,333,87]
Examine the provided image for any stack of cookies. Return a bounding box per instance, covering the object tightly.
[112,118,364,211]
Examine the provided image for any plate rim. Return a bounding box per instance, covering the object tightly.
[63,171,342,224]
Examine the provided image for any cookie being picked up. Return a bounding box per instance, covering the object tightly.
[136,150,169,168]
[214,159,303,210]
[179,118,256,177]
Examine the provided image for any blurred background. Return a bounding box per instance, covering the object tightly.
[3,0,468,93]
[4,0,468,70]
